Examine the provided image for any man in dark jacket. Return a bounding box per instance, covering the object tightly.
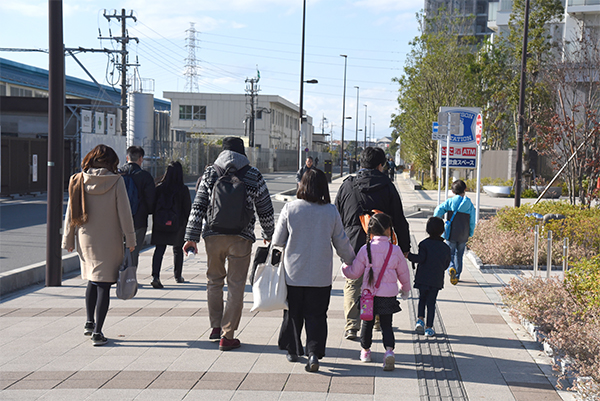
[295,156,314,184]
[184,137,275,352]
[335,147,411,340]
[118,146,156,267]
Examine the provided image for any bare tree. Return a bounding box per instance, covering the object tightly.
[532,28,600,206]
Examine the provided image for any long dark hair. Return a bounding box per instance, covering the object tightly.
[157,161,184,192]
[81,144,119,173]
[365,212,393,286]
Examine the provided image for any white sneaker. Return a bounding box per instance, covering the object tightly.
[383,350,395,371]
[360,349,371,362]
[415,319,425,334]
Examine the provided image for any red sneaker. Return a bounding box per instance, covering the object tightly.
[219,337,241,351]
[209,327,221,341]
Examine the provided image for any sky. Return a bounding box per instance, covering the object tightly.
[1,0,423,142]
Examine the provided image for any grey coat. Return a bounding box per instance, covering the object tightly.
[272,200,355,287]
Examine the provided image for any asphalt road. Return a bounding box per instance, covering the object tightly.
[0,171,299,274]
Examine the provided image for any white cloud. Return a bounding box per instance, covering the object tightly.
[353,0,419,13]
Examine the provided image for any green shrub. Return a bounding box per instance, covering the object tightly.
[565,255,600,313]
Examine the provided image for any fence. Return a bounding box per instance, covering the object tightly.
[144,138,331,180]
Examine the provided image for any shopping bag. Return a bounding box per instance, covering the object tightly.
[116,249,138,300]
[250,246,288,312]
[360,289,374,321]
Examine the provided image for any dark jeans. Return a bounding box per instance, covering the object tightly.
[152,244,184,280]
[85,281,112,334]
[360,313,394,350]
[278,285,331,358]
[448,240,467,278]
[417,287,440,328]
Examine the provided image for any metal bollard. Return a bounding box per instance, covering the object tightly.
[533,225,539,276]
[546,230,553,279]
[563,237,569,273]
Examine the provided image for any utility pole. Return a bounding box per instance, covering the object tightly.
[101,9,138,137]
[245,77,259,147]
[515,0,531,207]
[340,55,347,177]
[46,0,64,286]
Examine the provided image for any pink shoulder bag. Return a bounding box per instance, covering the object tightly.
[360,242,393,321]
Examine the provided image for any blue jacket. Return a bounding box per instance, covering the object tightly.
[434,195,476,238]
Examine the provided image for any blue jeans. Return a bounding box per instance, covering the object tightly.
[447,241,467,278]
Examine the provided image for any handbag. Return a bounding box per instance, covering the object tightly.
[249,246,269,285]
[250,246,288,312]
[116,249,138,300]
[360,242,394,321]
[443,196,467,241]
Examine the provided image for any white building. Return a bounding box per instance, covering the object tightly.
[163,92,315,151]
[487,0,600,51]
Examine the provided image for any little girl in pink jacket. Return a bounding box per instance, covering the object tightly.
[342,213,411,371]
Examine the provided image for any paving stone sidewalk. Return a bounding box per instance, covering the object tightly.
[0,174,575,400]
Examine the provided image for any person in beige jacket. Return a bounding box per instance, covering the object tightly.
[62,144,136,346]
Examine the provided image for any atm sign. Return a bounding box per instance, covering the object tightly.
[441,147,476,157]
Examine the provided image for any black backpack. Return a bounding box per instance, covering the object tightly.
[207,164,253,235]
[153,187,180,233]
[122,171,140,215]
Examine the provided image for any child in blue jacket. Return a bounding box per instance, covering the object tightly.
[433,180,476,284]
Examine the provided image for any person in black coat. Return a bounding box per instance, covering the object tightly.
[334,147,411,340]
[150,161,192,288]
[118,146,156,267]
[407,217,451,337]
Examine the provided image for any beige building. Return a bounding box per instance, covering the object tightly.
[163,92,316,151]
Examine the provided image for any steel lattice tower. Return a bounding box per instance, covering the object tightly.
[184,22,200,93]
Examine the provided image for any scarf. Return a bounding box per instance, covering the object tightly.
[69,172,88,227]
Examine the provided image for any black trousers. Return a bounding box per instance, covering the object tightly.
[152,244,184,280]
[278,285,331,359]
[361,313,395,349]
[417,287,440,328]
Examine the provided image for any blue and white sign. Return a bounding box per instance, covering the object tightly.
[439,107,480,169]
[432,122,438,133]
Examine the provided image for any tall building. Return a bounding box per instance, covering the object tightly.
[424,0,495,39]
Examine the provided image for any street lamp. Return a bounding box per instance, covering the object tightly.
[340,54,348,177]
[368,115,372,147]
[297,0,315,169]
[354,86,359,165]
[363,104,367,150]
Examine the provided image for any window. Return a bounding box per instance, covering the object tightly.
[179,105,206,120]
[193,105,206,120]
[0,84,5,96]
[10,87,32,97]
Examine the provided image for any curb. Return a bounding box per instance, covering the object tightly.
[0,231,152,296]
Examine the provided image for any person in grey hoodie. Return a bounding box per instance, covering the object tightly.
[273,169,355,372]
[184,137,275,352]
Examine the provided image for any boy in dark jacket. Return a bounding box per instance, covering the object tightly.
[407,217,451,337]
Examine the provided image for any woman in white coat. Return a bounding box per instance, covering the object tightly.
[63,144,136,346]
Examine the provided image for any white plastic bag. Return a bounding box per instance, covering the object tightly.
[250,246,288,312]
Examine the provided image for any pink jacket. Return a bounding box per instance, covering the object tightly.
[342,236,411,297]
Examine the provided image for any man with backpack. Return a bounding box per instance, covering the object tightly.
[119,146,156,267]
[335,147,411,340]
[184,137,275,351]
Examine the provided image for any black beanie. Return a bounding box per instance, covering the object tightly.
[222,137,246,156]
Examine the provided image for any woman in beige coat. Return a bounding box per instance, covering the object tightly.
[62,144,136,346]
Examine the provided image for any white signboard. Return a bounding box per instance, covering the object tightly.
[81,110,92,133]
[107,113,116,135]
[32,154,38,182]
[95,112,105,134]
[439,107,480,169]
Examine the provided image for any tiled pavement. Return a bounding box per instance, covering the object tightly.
[0,174,577,400]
